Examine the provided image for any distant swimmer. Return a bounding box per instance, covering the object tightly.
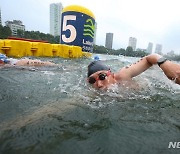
[0,53,56,67]
[87,54,180,89]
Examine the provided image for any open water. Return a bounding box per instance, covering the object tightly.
[0,54,180,154]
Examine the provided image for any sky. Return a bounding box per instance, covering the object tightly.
[1,0,180,54]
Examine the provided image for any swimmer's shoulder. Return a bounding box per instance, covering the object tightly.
[114,68,132,81]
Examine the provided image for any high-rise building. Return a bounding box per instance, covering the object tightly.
[147,42,153,54]
[0,8,2,25]
[5,20,25,36]
[50,3,63,37]
[128,37,137,51]
[155,44,163,55]
[105,33,113,49]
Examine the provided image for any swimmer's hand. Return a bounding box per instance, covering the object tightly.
[174,71,180,84]
[159,61,180,85]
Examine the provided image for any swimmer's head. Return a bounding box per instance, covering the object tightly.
[0,54,9,64]
[87,60,110,77]
[87,61,117,89]
[94,55,100,61]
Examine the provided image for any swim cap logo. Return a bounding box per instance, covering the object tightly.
[83,19,95,38]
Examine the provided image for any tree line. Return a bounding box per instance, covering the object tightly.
[0,25,59,43]
[93,45,148,57]
[164,54,180,61]
[0,25,11,39]
[94,45,180,60]
[16,29,60,44]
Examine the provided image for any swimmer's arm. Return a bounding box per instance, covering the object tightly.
[119,54,180,85]
[117,54,160,79]
[16,59,56,66]
[146,54,180,84]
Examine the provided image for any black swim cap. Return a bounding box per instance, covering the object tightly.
[87,61,109,77]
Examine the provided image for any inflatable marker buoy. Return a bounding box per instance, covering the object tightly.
[61,5,96,52]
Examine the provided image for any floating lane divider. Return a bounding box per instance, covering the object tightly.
[0,37,92,58]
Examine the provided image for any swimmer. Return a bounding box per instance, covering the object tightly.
[0,53,56,67]
[87,54,180,89]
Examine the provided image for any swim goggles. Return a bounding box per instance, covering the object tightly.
[88,71,111,84]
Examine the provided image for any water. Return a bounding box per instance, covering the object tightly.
[0,54,180,154]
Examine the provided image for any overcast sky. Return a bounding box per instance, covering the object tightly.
[1,0,180,54]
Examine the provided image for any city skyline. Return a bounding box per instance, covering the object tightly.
[1,0,180,54]
[0,12,164,54]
